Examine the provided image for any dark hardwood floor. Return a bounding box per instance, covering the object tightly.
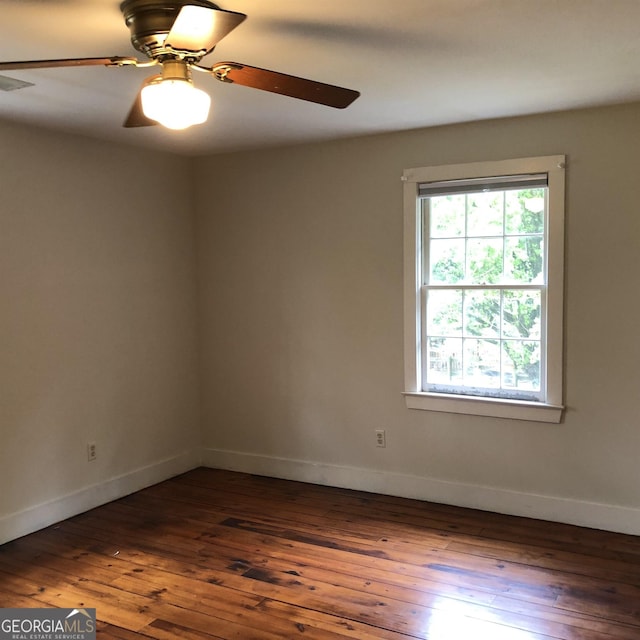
[1,468,640,639]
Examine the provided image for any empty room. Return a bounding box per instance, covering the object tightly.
[1,1,640,639]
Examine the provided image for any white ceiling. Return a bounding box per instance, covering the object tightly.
[1,0,640,157]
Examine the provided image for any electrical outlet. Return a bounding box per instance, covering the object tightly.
[87,442,97,462]
[375,429,386,448]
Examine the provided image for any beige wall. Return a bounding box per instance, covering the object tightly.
[0,121,200,541]
[195,103,640,532]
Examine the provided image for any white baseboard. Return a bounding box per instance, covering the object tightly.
[202,448,640,536]
[5,447,639,544]
[0,449,200,545]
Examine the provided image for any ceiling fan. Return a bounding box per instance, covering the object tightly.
[0,0,360,130]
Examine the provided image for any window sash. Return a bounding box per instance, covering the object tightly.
[419,181,548,401]
[420,284,547,402]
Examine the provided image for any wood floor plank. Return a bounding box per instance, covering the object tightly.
[445,538,640,586]
[1,469,639,640]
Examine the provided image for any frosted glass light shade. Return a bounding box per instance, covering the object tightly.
[141,79,211,130]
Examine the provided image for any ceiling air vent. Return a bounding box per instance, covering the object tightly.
[0,75,34,91]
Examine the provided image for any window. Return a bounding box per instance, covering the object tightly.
[403,156,565,422]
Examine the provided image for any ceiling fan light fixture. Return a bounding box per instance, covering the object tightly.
[141,60,210,130]
[141,78,210,129]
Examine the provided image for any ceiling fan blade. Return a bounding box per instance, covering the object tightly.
[211,62,360,109]
[165,5,246,55]
[123,86,158,128]
[0,56,138,71]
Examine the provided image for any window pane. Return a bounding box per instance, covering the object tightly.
[463,290,500,338]
[429,238,465,283]
[505,188,545,235]
[502,340,541,391]
[427,290,462,337]
[467,238,503,284]
[463,338,501,388]
[502,290,541,339]
[430,195,465,237]
[504,236,544,283]
[467,192,503,237]
[426,337,462,385]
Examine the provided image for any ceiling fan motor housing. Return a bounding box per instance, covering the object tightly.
[120,0,220,60]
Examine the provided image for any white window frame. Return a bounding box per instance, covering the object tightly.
[402,155,565,423]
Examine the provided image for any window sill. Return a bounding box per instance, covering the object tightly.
[403,392,563,423]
